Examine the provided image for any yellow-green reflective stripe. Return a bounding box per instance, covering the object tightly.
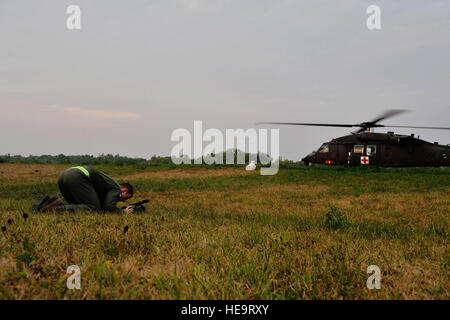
[72,166,90,178]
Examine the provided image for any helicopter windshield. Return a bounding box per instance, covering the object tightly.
[318,143,329,153]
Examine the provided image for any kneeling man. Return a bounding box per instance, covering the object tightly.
[40,166,134,213]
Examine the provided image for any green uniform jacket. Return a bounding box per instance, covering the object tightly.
[58,166,122,213]
[85,166,122,213]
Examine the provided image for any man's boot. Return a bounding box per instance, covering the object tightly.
[31,195,50,212]
[40,195,64,212]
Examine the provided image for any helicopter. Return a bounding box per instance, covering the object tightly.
[258,110,450,167]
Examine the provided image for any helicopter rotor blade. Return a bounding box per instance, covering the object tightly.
[342,109,409,133]
[381,125,450,130]
[256,122,357,128]
[369,109,409,124]
[257,110,449,133]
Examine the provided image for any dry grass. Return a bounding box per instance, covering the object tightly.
[0,163,68,185]
[117,167,256,180]
[0,164,448,299]
[0,164,253,186]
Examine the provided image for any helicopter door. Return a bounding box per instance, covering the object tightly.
[349,144,364,165]
[382,145,393,165]
[337,144,347,164]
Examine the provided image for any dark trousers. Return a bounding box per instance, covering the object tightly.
[57,168,101,212]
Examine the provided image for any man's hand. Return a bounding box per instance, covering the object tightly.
[123,206,134,214]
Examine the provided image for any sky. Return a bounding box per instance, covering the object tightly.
[1,0,449,160]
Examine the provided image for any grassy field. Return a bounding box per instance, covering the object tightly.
[0,163,448,299]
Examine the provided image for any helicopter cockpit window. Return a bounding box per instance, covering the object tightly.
[318,143,329,153]
[353,145,364,154]
[367,145,376,156]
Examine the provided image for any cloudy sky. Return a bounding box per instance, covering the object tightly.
[1,0,449,160]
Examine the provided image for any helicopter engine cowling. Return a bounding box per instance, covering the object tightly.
[359,132,389,142]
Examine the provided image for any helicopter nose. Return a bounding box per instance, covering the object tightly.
[302,152,316,164]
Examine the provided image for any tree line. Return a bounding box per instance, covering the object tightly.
[0,151,303,168]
